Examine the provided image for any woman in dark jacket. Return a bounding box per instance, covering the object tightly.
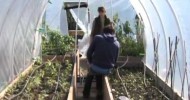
[90,7,111,42]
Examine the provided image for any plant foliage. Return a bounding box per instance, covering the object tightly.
[113,14,145,56]
[4,59,73,100]
[109,68,169,100]
[42,28,75,55]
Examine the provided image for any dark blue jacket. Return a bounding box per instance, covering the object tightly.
[87,33,120,69]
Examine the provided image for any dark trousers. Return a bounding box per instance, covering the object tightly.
[83,73,103,97]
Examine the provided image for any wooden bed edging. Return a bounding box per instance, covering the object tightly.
[67,62,77,100]
[118,56,182,100]
[42,55,65,62]
[106,56,183,100]
[104,76,114,100]
[117,56,143,68]
[145,66,183,100]
[0,63,34,99]
[67,51,79,100]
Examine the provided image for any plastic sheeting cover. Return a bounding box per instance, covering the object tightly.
[130,0,190,99]
[45,0,69,35]
[0,0,48,91]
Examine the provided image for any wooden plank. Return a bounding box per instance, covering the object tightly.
[117,56,143,68]
[67,61,77,100]
[104,76,114,100]
[42,55,64,62]
[67,50,79,100]
[145,66,183,100]
[75,51,79,99]
[0,63,34,99]
[69,30,84,36]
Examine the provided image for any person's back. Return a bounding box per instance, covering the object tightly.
[87,34,119,69]
[83,24,120,100]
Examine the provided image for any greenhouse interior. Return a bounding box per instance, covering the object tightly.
[0,0,190,100]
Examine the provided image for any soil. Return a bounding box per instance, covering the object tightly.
[3,59,73,100]
[109,68,169,100]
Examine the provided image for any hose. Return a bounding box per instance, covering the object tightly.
[52,55,67,100]
[115,56,130,98]
[7,55,57,100]
[51,65,61,100]
[142,58,147,87]
[142,59,169,100]
[151,86,170,100]
[116,55,170,100]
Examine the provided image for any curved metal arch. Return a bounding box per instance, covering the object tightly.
[150,0,169,76]
[33,0,48,55]
[166,0,186,96]
[137,0,154,37]
[138,0,154,64]
[23,0,45,56]
[130,0,155,69]
[166,0,185,73]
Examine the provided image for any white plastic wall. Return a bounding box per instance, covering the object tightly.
[130,0,190,99]
[0,0,48,91]
[45,0,69,35]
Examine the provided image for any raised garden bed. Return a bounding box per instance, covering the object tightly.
[106,56,183,100]
[42,28,75,56]
[2,55,74,100]
[117,56,143,68]
[109,67,170,100]
[42,53,73,63]
[42,55,65,62]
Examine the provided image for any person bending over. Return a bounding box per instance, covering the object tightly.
[83,24,120,100]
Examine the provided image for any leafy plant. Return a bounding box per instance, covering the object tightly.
[113,14,145,56]
[123,21,133,35]
[109,68,169,100]
[42,28,75,55]
[4,59,73,100]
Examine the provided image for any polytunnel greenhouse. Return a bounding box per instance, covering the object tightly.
[0,0,189,100]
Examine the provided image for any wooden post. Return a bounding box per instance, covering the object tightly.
[67,50,79,100]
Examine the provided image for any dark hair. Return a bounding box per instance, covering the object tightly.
[98,7,105,12]
[103,23,115,34]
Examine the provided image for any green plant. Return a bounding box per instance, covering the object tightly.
[109,68,169,100]
[116,25,144,56]
[4,59,73,100]
[123,21,133,35]
[113,14,145,56]
[42,28,75,55]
